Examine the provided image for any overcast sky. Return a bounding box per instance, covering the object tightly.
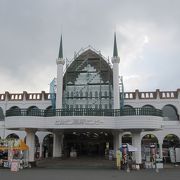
[0,0,180,93]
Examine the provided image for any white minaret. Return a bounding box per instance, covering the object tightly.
[56,35,65,109]
[111,33,120,109]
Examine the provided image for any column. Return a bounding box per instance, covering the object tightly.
[26,129,36,162]
[132,132,142,164]
[159,142,163,159]
[113,131,122,158]
[53,132,63,157]
[39,142,43,159]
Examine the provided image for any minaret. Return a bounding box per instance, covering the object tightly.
[56,35,65,109]
[111,33,120,109]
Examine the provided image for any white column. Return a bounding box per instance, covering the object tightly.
[113,131,122,158]
[112,57,120,109]
[159,142,163,158]
[26,129,36,162]
[56,58,65,109]
[132,132,142,164]
[39,142,43,159]
[53,132,63,157]
[113,132,117,153]
[118,132,122,150]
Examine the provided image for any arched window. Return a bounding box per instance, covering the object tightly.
[90,92,92,98]
[66,91,69,97]
[27,106,41,116]
[45,106,54,117]
[76,91,79,97]
[162,105,179,120]
[7,106,21,116]
[122,105,135,115]
[104,91,107,98]
[109,104,112,109]
[142,105,155,115]
[80,91,83,97]
[142,105,155,109]
[99,92,102,97]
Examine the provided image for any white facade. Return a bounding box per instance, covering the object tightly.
[0,37,180,165]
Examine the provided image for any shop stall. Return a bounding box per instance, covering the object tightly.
[0,139,30,170]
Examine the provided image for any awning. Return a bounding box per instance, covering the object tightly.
[0,139,29,151]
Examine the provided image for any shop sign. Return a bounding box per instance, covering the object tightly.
[55,119,103,126]
[11,160,19,172]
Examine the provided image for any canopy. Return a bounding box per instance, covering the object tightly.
[14,139,29,150]
[0,139,29,151]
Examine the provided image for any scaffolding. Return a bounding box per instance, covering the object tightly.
[49,78,56,110]
[62,47,113,109]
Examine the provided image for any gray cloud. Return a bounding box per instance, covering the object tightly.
[0,0,180,93]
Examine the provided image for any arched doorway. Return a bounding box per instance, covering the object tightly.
[141,134,159,162]
[122,134,132,144]
[42,134,53,158]
[163,134,180,163]
[6,133,19,140]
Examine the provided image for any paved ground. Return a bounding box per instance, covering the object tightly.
[1,158,180,180]
[0,168,180,180]
[36,157,116,169]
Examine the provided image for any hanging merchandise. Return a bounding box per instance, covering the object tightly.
[0,139,30,170]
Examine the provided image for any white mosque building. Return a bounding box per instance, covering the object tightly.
[0,34,180,166]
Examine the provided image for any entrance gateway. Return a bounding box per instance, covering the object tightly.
[42,129,113,159]
[63,130,113,158]
[4,34,164,167]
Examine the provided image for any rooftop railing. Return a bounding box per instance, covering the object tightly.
[6,108,163,117]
